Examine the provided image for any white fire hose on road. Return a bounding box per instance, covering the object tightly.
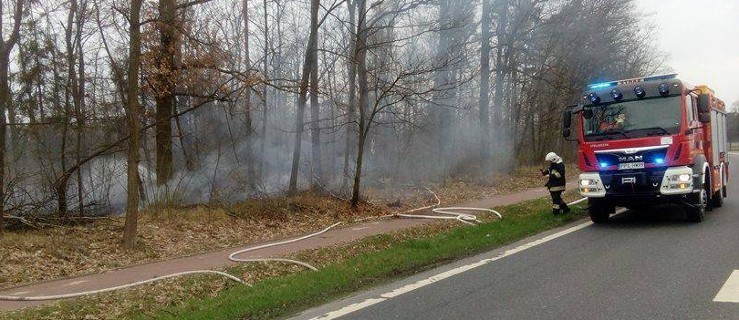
[0,188,583,302]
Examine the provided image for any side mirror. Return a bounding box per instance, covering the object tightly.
[563,128,571,138]
[562,110,572,128]
[699,112,711,124]
[697,94,711,113]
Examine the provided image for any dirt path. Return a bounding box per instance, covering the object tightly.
[0,184,573,312]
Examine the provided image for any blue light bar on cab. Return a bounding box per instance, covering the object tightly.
[588,81,616,89]
[588,74,678,90]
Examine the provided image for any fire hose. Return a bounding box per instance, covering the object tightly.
[0,188,583,302]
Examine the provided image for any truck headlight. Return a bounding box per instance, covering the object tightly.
[578,173,606,197]
[660,167,694,195]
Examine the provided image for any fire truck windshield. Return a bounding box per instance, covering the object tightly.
[583,96,681,141]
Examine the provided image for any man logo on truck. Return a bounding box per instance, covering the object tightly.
[618,155,643,162]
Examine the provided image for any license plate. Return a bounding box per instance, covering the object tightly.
[618,162,644,170]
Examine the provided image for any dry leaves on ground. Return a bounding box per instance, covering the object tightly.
[0,169,568,289]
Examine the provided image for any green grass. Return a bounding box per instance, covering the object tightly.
[141,197,585,320]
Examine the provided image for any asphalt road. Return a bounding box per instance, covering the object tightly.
[295,154,739,320]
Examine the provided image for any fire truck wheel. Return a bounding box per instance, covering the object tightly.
[589,202,612,224]
[687,189,706,223]
[722,168,728,198]
[711,187,724,208]
[700,169,714,212]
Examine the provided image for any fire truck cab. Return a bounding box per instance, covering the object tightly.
[563,74,730,223]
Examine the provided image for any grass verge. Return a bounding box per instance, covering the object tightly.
[145,195,586,320]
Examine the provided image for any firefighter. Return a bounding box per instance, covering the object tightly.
[541,152,570,215]
[599,112,628,132]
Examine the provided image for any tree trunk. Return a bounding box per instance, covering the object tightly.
[343,0,357,188]
[0,56,9,235]
[0,2,22,227]
[123,0,143,249]
[155,0,176,184]
[350,0,367,209]
[73,0,86,216]
[431,0,455,175]
[492,0,509,151]
[288,0,319,194]
[309,25,322,188]
[260,0,269,178]
[58,0,78,220]
[479,0,491,161]
[242,0,256,189]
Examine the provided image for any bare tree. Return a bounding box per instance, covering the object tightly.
[350,0,439,207]
[342,0,357,188]
[123,0,143,249]
[242,0,256,188]
[349,0,367,208]
[260,0,269,176]
[153,0,178,185]
[309,15,322,188]
[288,0,319,194]
[0,0,25,236]
[479,0,491,161]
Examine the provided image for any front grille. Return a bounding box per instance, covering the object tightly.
[595,147,668,166]
[600,168,667,195]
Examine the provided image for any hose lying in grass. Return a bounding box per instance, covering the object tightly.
[394,187,502,225]
[0,223,346,302]
[354,187,503,224]
[0,271,246,302]
[0,188,583,302]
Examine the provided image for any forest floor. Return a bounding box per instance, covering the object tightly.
[0,166,575,290]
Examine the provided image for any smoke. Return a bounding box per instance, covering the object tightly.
[4,0,663,216]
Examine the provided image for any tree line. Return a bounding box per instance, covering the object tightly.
[0,0,664,247]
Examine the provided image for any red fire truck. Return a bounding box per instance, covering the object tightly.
[563,74,730,223]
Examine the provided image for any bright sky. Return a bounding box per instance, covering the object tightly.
[637,0,739,110]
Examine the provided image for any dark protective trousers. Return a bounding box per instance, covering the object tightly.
[550,191,570,214]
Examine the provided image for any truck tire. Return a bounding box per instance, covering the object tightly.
[712,187,724,208]
[589,200,612,224]
[722,167,728,199]
[687,188,707,223]
[703,169,714,212]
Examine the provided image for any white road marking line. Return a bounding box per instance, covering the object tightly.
[351,227,371,231]
[8,291,30,295]
[308,209,626,320]
[312,299,385,320]
[63,280,88,286]
[714,270,739,303]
